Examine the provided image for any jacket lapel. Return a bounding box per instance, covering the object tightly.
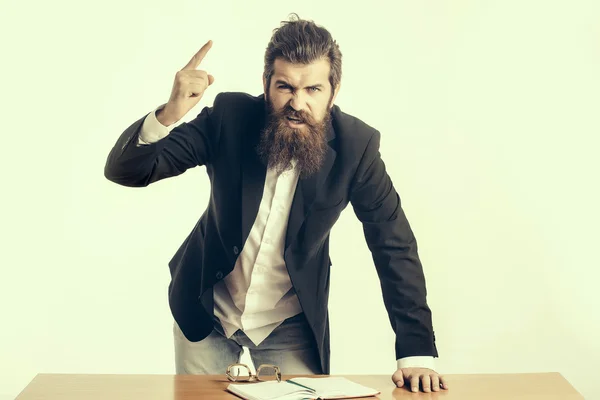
[241,104,268,246]
[285,118,337,250]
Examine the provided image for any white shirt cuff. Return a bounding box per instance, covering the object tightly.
[397,356,436,371]
[137,104,176,145]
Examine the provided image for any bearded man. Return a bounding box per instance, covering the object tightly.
[104,14,447,394]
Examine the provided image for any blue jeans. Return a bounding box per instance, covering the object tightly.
[173,313,322,375]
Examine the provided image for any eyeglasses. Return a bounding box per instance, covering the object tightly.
[226,363,282,383]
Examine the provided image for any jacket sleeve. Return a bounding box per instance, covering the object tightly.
[349,130,438,360]
[104,93,224,187]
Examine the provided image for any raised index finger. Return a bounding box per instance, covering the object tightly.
[182,40,212,70]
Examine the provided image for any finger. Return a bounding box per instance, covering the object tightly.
[439,375,449,390]
[410,375,420,393]
[183,40,213,70]
[186,82,209,93]
[421,375,431,393]
[183,83,211,99]
[181,71,213,87]
[391,371,404,387]
[186,75,212,87]
[431,374,440,392]
[182,70,209,79]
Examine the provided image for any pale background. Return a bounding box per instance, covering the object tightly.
[1,0,598,399]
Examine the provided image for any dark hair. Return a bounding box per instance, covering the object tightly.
[264,13,342,94]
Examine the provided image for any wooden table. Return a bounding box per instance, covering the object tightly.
[15,372,583,399]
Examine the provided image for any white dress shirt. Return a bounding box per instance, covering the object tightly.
[137,105,436,371]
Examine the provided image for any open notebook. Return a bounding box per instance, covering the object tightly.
[226,377,380,400]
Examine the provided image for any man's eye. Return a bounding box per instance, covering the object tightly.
[308,87,320,92]
[278,85,291,90]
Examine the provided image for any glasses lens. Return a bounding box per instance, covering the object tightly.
[257,365,280,382]
[229,365,251,381]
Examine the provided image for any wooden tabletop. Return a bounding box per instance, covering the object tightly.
[15,372,583,400]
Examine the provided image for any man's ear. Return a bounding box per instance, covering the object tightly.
[263,75,267,95]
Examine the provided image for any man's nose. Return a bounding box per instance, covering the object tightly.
[289,94,308,113]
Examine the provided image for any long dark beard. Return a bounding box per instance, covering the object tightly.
[257,99,331,179]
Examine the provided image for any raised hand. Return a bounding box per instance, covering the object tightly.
[158,40,215,125]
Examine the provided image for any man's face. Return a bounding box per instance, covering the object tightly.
[258,57,340,178]
[265,57,337,127]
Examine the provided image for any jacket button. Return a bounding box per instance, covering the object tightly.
[215,271,223,280]
[233,246,239,255]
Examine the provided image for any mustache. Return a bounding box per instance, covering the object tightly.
[277,105,311,124]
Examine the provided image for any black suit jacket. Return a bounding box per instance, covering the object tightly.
[104,92,438,373]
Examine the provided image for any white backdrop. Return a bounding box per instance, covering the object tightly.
[1,0,599,398]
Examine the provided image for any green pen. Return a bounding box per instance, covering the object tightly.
[285,379,316,393]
